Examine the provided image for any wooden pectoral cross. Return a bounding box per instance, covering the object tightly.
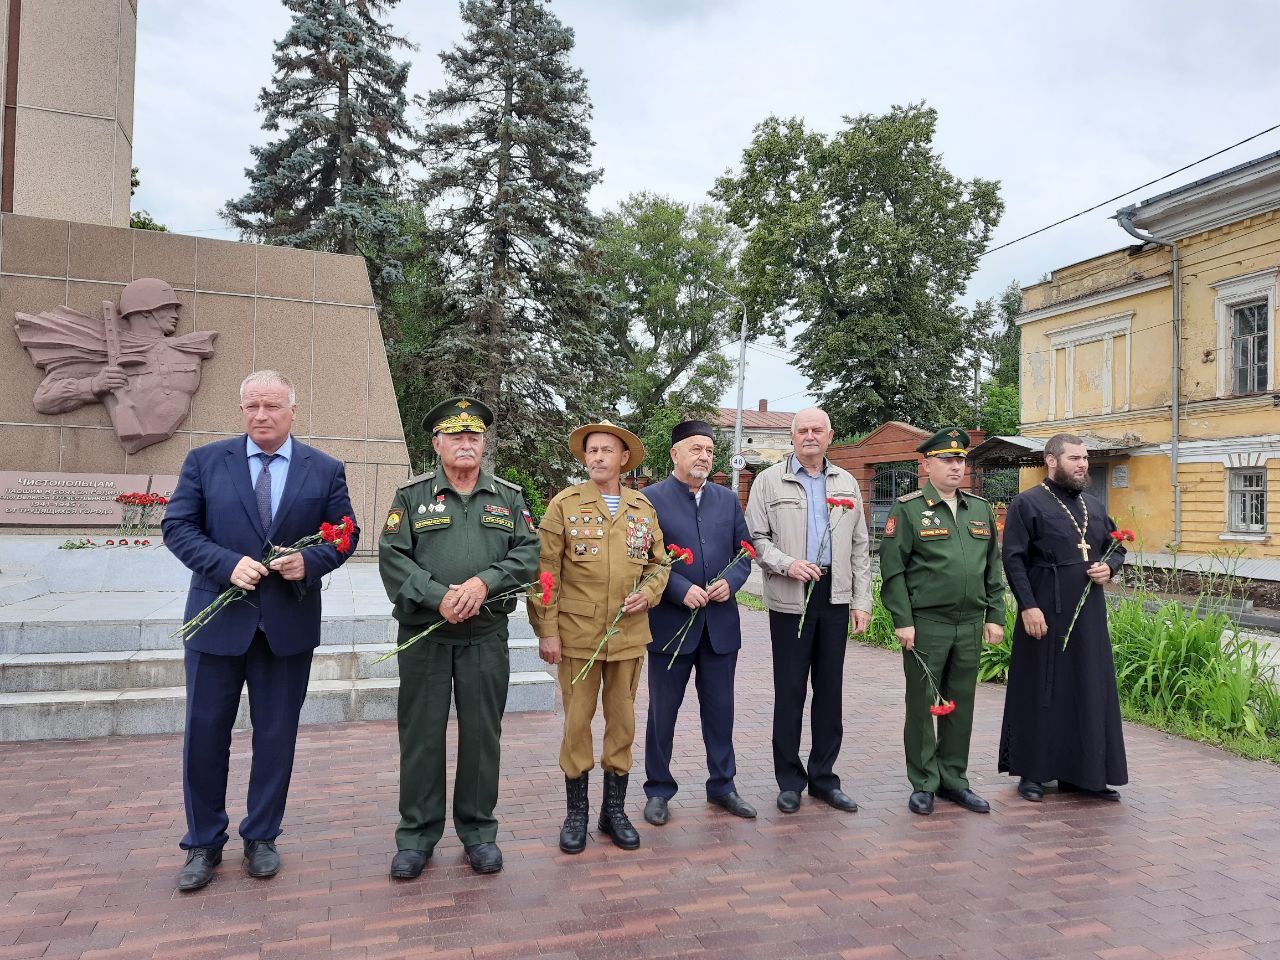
[1077,539,1091,562]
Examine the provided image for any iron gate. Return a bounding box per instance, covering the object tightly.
[869,461,920,535]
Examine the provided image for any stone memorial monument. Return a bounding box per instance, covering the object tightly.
[0,0,411,529]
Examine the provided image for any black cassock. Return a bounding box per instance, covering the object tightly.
[998,478,1128,789]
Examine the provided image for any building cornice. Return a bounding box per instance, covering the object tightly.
[1127,154,1280,240]
[1016,276,1169,326]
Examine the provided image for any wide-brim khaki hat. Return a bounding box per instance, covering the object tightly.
[569,420,645,470]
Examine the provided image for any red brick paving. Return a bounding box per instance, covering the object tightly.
[2,610,1280,959]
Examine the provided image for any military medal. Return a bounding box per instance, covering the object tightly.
[417,504,426,514]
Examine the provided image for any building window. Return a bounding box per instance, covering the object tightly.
[1213,268,1277,398]
[1230,300,1269,396]
[1228,468,1267,533]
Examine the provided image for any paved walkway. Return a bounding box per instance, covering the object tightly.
[3,611,1280,960]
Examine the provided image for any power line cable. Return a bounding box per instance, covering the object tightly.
[980,122,1280,258]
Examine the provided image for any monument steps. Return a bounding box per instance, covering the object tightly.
[0,638,548,693]
[0,672,554,742]
[0,543,559,741]
[0,573,48,608]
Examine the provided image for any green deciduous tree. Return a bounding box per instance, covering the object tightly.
[592,192,741,431]
[413,0,608,486]
[222,0,414,299]
[986,280,1023,390]
[714,103,1003,436]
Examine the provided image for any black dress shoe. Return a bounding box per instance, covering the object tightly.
[908,791,934,815]
[643,796,669,826]
[809,787,858,813]
[709,792,757,819]
[1058,780,1121,801]
[389,848,428,880]
[176,847,221,891]
[465,842,503,874]
[937,786,991,813]
[1017,778,1044,802]
[776,789,801,813]
[243,840,280,878]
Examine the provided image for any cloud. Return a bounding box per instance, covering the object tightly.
[131,0,1280,415]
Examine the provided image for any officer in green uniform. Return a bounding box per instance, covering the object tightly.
[378,397,540,878]
[879,428,1005,816]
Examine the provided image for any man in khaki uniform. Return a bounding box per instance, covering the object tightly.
[531,422,669,854]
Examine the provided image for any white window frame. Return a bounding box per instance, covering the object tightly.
[1220,449,1271,542]
[1046,311,1133,420]
[1213,268,1277,398]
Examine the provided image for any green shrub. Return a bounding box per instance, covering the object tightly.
[1110,596,1280,741]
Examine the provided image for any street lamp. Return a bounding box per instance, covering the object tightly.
[707,280,748,492]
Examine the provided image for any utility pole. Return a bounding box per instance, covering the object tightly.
[707,280,748,491]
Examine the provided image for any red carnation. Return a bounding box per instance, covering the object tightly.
[105,539,114,546]
[929,700,957,717]
[539,571,555,606]
[319,521,337,542]
[335,532,353,554]
[681,547,694,565]
[825,496,841,507]
[740,539,756,559]
[141,539,150,546]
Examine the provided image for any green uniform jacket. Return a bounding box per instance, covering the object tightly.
[879,480,1004,628]
[378,469,541,643]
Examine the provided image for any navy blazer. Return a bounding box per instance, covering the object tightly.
[644,474,752,655]
[162,435,359,657]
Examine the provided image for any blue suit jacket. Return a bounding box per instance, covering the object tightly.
[162,435,359,657]
[645,475,752,655]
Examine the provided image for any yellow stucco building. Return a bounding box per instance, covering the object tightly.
[1015,151,1280,579]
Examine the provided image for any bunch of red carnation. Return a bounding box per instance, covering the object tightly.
[319,516,357,554]
[825,496,857,510]
[115,492,169,507]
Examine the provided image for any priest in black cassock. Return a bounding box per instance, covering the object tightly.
[998,433,1128,802]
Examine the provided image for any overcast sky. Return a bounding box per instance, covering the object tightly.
[134,0,1280,417]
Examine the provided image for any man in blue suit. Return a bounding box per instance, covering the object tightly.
[642,420,756,825]
[162,370,358,891]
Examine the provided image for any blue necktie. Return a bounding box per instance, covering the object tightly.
[255,453,277,532]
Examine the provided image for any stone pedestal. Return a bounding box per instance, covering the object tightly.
[0,212,412,545]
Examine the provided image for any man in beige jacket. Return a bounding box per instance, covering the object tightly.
[531,422,669,854]
[745,407,872,815]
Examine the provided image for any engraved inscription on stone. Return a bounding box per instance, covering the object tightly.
[14,278,218,454]
[0,471,179,526]
[1111,465,1129,489]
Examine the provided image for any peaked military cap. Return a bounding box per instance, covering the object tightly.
[916,427,970,458]
[423,396,493,434]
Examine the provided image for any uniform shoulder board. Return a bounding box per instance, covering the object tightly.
[896,490,924,503]
[397,471,435,490]
[493,475,523,492]
[965,491,990,503]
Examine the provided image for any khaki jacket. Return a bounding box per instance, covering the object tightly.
[744,455,873,614]
[529,482,669,661]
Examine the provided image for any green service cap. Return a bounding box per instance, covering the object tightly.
[422,396,494,434]
[915,427,970,458]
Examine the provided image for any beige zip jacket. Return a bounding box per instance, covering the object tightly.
[744,455,873,615]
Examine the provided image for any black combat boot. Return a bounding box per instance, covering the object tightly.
[559,773,589,854]
[597,770,640,850]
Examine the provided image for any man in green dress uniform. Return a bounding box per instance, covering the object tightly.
[378,397,540,878]
[879,428,1005,816]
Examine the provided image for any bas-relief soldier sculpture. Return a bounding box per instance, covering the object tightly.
[14,278,218,453]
